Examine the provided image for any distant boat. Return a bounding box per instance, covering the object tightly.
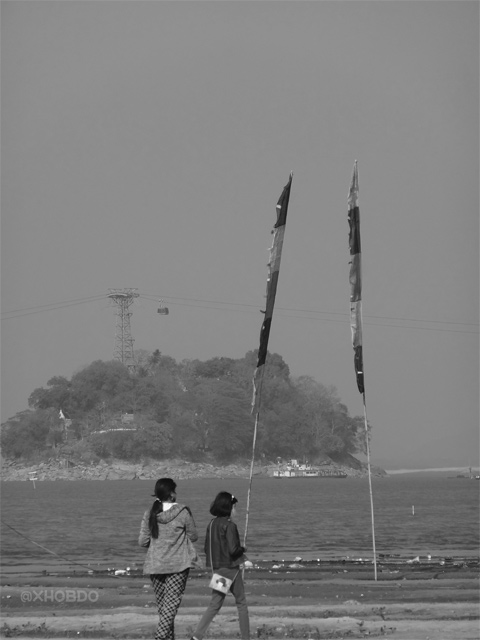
[448,467,479,480]
[273,460,347,479]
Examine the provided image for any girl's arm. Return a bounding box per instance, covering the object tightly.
[226,521,246,560]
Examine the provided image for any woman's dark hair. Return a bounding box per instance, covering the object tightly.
[148,478,177,538]
[210,491,238,517]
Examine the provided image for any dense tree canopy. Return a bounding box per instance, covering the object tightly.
[1,351,369,463]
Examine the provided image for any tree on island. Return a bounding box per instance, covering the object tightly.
[1,350,369,464]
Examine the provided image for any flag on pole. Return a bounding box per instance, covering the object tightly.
[347,162,378,581]
[252,172,293,412]
[348,161,364,394]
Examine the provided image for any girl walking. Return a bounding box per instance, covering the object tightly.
[139,478,198,640]
[191,491,250,640]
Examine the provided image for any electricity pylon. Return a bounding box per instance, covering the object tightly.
[107,288,139,372]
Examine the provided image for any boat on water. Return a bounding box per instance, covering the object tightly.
[448,467,480,480]
[273,459,347,479]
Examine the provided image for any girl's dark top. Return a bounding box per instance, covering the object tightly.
[205,516,246,570]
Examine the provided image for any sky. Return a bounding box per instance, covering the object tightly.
[1,0,479,468]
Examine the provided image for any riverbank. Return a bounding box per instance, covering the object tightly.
[0,456,387,482]
[1,560,478,639]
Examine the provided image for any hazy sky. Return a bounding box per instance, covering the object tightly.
[2,1,479,467]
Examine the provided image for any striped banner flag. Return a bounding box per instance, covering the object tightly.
[348,161,364,394]
[252,172,293,412]
[347,162,378,581]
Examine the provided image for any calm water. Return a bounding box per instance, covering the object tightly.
[1,475,479,572]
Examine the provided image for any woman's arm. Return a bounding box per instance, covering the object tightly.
[138,512,151,548]
[184,509,198,543]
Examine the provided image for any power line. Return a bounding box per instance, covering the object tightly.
[1,290,478,335]
[273,311,480,334]
[1,294,106,320]
[139,291,478,327]
[138,292,479,335]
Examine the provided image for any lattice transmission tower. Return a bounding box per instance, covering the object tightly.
[107,288,139,372]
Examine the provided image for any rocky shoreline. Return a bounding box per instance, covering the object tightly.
[0,457,386,481]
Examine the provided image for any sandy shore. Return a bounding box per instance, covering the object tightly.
[1,560,478,640]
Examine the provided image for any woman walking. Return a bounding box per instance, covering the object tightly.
[139,478,198,640]
[191,491,250,640]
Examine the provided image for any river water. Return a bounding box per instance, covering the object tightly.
[1,474,478,573]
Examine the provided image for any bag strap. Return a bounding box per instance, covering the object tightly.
[208,519,216,577]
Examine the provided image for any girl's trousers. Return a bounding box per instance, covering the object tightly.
[193,568,250,640]
[150,569,189,640]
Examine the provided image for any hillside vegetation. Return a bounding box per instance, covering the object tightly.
[1,349,370,467]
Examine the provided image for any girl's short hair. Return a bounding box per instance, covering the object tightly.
[210,491,238,517]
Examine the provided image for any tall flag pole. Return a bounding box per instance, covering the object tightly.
[348,160,378,580]
[244,172,293,547]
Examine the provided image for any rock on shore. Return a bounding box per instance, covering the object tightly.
[0,456,385,481]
